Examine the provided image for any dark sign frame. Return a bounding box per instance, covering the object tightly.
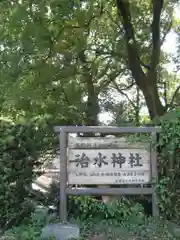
[54,126,161,221]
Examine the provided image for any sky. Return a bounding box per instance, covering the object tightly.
[98,7,180,124]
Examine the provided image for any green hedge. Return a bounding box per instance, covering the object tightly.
[0,118,49,229]
[45,181,144,223]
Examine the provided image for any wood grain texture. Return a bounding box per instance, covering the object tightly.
[151,132,159,216]
[54,126,161,133]
[67,149,150,185]
[68,136,150,149]
[66,187,153,195]
[59,130,67,221]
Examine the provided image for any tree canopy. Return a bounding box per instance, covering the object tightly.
[0,0,179,126]
[1,0,180,228]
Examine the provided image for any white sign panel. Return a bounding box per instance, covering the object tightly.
[67,148,150,185]
[68,136,149,149]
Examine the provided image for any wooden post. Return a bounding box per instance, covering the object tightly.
[151,132,159,217]
[59,129,67,222]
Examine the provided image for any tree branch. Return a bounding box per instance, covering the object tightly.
[113,80,136,109]
[95,48,121,58]
[168,85,180,110]
[105,9,124,34]
[160,19,172,46]
[99,71,123,91]
[116,0,145,87]
[151,0,164,71]
[137,56,151,70]
[118,81,135,91]
[103,69,135,92]
[96,48,150,70]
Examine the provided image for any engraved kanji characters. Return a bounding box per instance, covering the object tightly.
[111,153,126,168]
[69,153,90,168]
[93,152,108,167]
[70,152,143,168]
[128,153,142,167]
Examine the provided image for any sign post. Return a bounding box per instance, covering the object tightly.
[54,126,161,221]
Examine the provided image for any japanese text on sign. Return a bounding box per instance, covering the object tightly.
[67,149,150,185]
[69,152,142,168]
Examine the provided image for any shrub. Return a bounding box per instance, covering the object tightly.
[0,118,49,230]
[2,206,54,240]
[46,181,144,223]
[78,217,175,240]
[156,109,180,222]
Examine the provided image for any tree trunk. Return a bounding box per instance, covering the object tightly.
[141,81,165,119]
[78,51,99,126]
[116,0,166,120]
[135,86,140,125]
[86,77,99,126]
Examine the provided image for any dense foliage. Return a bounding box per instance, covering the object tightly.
[0,0,180,239]
[1,198,177,240]
[0,118,51,230]
[45,181,144,222]
[0,0,179,125]
[156,109,180,222]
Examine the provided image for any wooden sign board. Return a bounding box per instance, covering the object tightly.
[54,126,161,221]
[67,137,151,185]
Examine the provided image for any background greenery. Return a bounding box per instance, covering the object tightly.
[0,0,180,239]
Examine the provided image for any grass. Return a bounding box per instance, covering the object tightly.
[0,217,178,240]
[71,217,178,240]
[0,201,179,240]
